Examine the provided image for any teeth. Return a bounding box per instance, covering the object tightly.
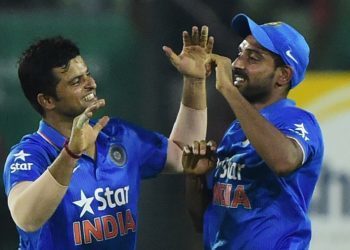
[84,93,95,101]
[234,76,245,86]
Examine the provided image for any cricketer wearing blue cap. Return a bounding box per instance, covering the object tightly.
[183,14,324,249]
[3,26,213,250]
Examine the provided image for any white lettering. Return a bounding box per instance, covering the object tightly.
[95,188,107,210]
[10,162,33,173]
[96,186,130,211]
[105,187,115,208]
[216,158,245,180]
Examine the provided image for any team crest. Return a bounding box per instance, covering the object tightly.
[109,145,127,167]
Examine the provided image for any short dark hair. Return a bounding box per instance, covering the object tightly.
[18,36,80,115]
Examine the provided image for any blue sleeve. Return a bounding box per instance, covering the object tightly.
[272,108,323,164]
[134,128,168,179]
[3,143,50,196]
[104,118,168,179]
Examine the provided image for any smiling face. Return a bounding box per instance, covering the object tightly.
[232,35,282,104]
[50,55,98,118]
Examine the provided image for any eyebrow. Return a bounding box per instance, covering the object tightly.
[238,43,272,59]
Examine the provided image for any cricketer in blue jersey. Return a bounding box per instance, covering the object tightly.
[3,27,214,249]
[183,14,324,249]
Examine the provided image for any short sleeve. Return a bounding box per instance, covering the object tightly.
[272,108,323,164]
[3,144,50,195]
[104,118,169,179]
[135,129,168,179]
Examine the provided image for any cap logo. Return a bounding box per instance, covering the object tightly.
[264,21,283,26]
[286,49,298,64]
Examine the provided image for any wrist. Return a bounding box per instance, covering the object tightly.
[64,139,82,159]
[184,76,205,84]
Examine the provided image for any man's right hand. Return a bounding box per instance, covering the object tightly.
[163,26,214,79]
[68,99,110,155]
[182,140,217,175]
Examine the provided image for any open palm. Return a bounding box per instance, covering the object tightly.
[163,26,214,79]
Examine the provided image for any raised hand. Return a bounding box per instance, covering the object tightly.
[182,140,217,175]
[68,99,110,155]
[163,26,214,79]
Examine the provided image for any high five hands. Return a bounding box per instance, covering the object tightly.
[182,140,217,175]
[163,26,214,79]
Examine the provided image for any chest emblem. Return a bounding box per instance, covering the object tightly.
[109,144,127,167]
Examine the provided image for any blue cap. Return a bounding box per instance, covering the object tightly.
[231,13,310,88]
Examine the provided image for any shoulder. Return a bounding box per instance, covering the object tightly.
[5,133,53,169]
[3,134,54,195]
[269,105,320,129]
[99,117,166,139]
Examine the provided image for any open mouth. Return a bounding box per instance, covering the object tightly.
[83,93,96,102]
[233,75,246,86]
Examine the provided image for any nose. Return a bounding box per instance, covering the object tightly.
[232,56,245,71]
[84,75,96,90]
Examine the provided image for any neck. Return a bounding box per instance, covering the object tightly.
[250,91,287,111]
[43,114,74,138]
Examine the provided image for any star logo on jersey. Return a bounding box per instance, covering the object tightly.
[293,123,309,141]
[73,190,94,218]
[13,150,31,162]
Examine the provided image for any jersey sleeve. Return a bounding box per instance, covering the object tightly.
[104,118,169,179]
[271,108,323,164]
[134,128,168,179]
[3,143,51,196]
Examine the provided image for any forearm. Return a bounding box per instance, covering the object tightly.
[221,86,302,175]
[166,83,207,172]
[8,149,77,232]
[171,76,207,142]
[185,175,210,233]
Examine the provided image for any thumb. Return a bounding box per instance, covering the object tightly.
[162,46,181,67]
[93,116,110,133]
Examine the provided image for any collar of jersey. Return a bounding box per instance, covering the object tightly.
[260,98,295,116]
[37,120,67,150]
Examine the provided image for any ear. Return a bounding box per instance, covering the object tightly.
[276,66,293,88]
[37,93,56,111]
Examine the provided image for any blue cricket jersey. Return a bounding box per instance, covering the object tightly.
[204,99,324,250]
[3,118,168,250]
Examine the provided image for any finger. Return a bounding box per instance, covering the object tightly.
[207,140,217,151]
[192,140,200,155]
[205,63,212,77]
[84,99,106,115]
[182,148,197,172]
[199,26,208,48]
[205,36,214,54]
[182,31,191,47]
[199,140,207,155]
[183,145,191,154]
[93,116,110,133]
[162,46,181,67]
[76,113,89,129]
[191,26,199,45]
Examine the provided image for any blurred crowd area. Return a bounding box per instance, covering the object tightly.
[0,0,348,150]
[0,0,348,70]
[0,1,348,249]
